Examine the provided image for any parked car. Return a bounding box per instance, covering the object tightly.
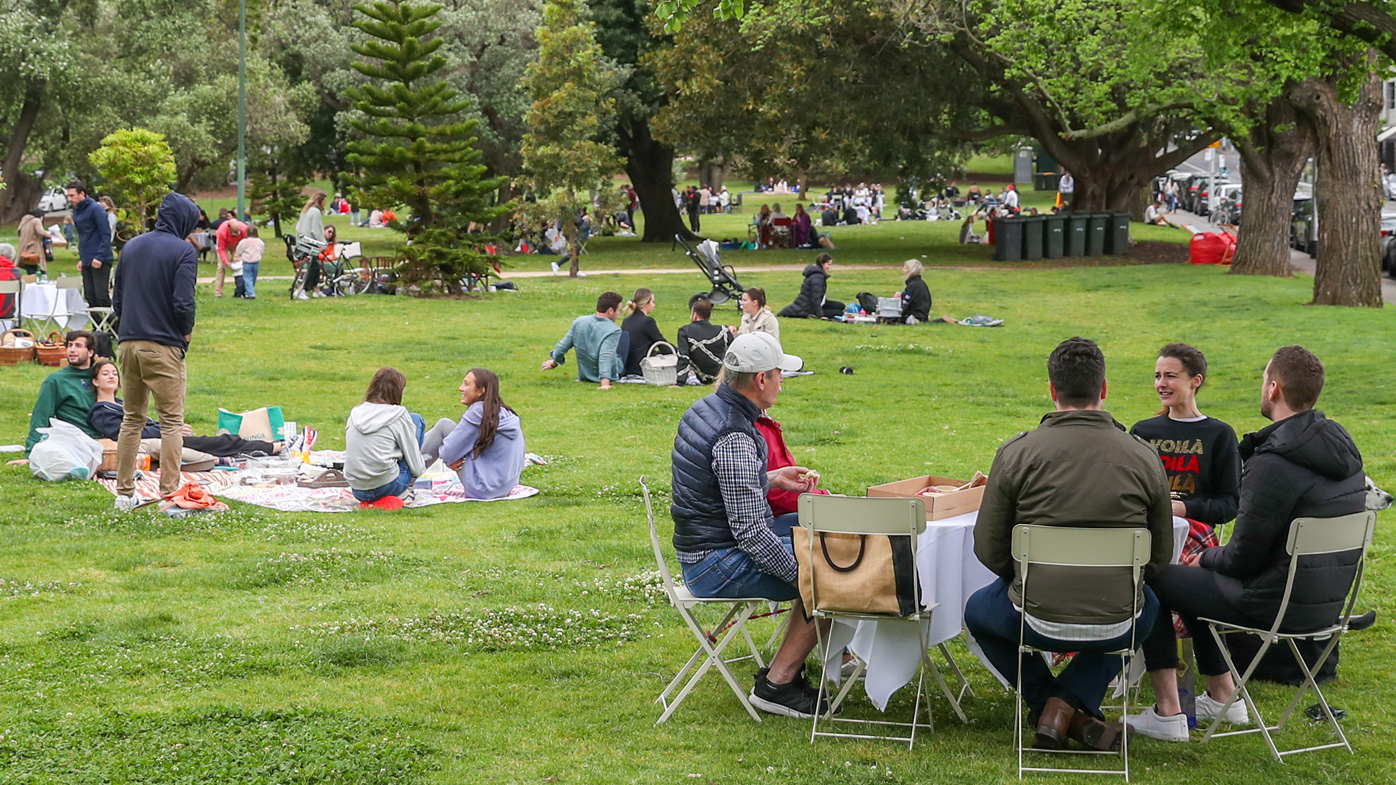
[37,186,67,213]
[1214,185,1243,225]
[1381,213,1396,276]
[1195,179,1234,217]
[1182,175,1209,212]
[1291,193,1317,258]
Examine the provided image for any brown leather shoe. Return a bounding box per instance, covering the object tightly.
[1068,711,1127,751]
[1033,697,1075,750]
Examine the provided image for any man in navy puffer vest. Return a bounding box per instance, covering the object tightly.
[670,332,828,719]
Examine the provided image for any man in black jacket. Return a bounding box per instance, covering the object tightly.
[675,298,734,384]
[1128,346,1366,742]
[111,192,200,508]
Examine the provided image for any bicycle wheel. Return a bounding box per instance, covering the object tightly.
[290,264,309,299]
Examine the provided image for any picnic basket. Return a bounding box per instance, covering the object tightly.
[35,332,67,367]
[0,328,36,365]
[641,341,679,386]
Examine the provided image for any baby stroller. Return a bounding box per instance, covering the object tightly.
[676,234,746,306]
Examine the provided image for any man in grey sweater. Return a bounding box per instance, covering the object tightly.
[541,291,624,390]
[965,337,1173,752]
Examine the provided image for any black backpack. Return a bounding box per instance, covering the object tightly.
[855,292,879,314]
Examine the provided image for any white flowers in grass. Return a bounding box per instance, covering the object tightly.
[293,605,645,651]
[247,549,408,586]
[0,578,78,598]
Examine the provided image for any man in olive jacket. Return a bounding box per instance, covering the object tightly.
[965,337,1173,752]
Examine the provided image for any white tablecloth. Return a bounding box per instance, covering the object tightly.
[824,513,1190,710]
[20,282,89,330]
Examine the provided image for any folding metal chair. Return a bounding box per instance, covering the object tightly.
[1013,525,1151,780]
[26,276,83,338]
[1198,511,1377,762]
[0,278,21,331]
[802,494,964,749]
[640,477,769,724]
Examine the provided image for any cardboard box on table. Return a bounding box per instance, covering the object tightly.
[866,475,984,520]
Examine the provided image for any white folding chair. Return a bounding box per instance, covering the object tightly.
[640,477,769,724]
[0,278,21,331]
[802,494,964,749]
[1013,525,1151,780]
[1198,511,1376,761]
[26,275,83,338]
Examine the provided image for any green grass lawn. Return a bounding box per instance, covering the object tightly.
[1,219,1392,783]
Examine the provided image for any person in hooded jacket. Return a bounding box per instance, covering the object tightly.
[1126,345,1367,743]
[421,368,527,499]
[777,253,844,318]
[899,259,932,324]
[344,367,427,503]
[111,192,200,508]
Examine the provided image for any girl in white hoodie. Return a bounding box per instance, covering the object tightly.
[344,367,426,503]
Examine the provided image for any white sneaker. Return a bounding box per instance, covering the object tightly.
[550,261,561,275]
[576,270,587,277]
[1197,692,1249,724]
[114,494,141,512]
[1124,707,1189,742]
[295,291,309,300]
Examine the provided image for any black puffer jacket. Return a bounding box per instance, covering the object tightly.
[670,384,767,554]
[901,274,932,322]
[778,263,829,318]
[1199,410,1365,632]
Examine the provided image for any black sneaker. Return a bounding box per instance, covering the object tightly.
[751,668,832,719]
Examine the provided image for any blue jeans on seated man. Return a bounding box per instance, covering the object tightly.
[965,577,1159,720]
[680,514,802,602]
[351,413,426,503]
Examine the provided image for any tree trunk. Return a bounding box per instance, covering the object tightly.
[1230,87,1313,277]
[1292,66,1384,307]
[0,78,47,225]
[618,119,695,243]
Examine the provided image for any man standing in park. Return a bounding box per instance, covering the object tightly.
[670,332,825,717]
[965,337,1173,751]
[112,193,200,509]
[214,218,247,298]
[66,180,114,309]
[541,291,624,390]
[23,331,104,455]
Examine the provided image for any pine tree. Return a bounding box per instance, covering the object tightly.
[249,153,309,239]
[517,0,624,277]
[345,0,508,294]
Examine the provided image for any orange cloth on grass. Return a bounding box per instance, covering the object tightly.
[164,482,229,510]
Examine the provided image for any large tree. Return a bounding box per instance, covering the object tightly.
[344,0,508,293]
[517,0,624,277]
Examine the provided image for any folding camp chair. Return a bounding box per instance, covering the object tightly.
[1198,511,1377,762]
[641,477,770,724]
[1013,525,1151,780]
[802,494,963,749]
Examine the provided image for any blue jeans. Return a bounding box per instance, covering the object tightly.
[243,262,259,298]
[965,577,1159,719]
[682,527,800,602]
[352,413,425,502]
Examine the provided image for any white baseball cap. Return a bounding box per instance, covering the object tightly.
[723,333,803,373]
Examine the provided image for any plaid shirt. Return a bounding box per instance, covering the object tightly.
[675,431,798,584]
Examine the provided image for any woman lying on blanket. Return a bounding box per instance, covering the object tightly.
[422,368,526,500]
[88,360,280,457]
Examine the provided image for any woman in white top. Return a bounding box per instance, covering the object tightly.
[737,287,780,343]
[296,191,327,242]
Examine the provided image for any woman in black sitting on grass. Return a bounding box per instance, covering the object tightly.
[778,253,844,319]
[620,288,668,377]
[1129,343,1241,536]
[88,360,280,457]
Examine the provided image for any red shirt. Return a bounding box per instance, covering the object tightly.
[757,414,829,516]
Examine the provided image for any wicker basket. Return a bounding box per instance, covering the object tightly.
[35,332,67,367]
[0,328,36,365]
[641,341,679,386]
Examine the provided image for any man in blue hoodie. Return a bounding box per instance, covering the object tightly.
[111,192,200,509]
[66,180,114,308]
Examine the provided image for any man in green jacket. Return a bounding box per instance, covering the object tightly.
[540,291,624,390]
[965,337,1173,753]
[25,331,103,455]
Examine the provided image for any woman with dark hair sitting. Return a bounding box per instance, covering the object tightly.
[422,368,526,499]
[778,253,844,319]
[87,359,279,457]
[344,367,426,503]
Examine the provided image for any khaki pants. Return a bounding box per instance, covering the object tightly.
[214,260,229,297]
[116,340,187,497]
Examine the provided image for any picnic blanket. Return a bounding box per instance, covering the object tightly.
[96,470,240,501]
[214,482,540,513]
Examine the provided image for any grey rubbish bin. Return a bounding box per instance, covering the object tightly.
[1020,215,1045,261]
[1086,213,1108,257]
[1043,214,1066,259]
[1105,211,1131,255]
[1064,212,1088,257]
[993,216,1024,261]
